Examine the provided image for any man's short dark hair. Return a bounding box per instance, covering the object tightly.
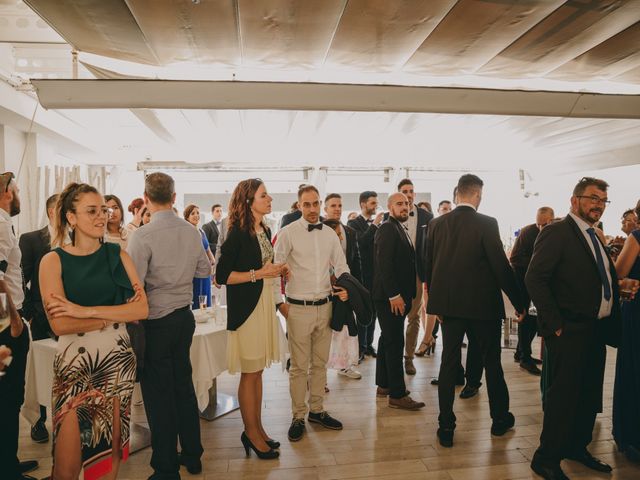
[397,178,413,191]
[359,190,377,205]
[622,208,635,219]
[572,177,609,197]
[145,172,175,204]
[325,193,341,203]
[298,184,319,200]
[211,204,222,212]
[456,174,484,197]
[438,200,451,208]
[46,194,59,211]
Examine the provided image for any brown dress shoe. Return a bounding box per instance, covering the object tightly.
[376,387,390,396]
[389,395,425,410]
[404,357,416,375]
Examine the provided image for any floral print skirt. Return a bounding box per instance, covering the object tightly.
[52,325,136,480]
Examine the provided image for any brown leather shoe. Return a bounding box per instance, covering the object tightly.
[389,395,425,410]
[376,387,389,397]
[404,357,416,375]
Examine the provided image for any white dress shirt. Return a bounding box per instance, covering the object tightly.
[0,209,24,309]
[568,212,613,319]
[274,218,350,301]
[403,204,418,246]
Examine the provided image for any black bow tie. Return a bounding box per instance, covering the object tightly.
[409,211,415,217]
[366,218,373,223]
[308,223,323,232]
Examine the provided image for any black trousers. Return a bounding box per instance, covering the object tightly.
[141,307,203,479]
[516,314,538,362]
[536,321,606,465]
[439,316,509,429]
[29,307,52,422]
[0,324,29,480]
[358,295,377,353]
[375,300,408,399]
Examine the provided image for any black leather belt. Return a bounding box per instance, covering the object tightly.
[286,296,331,306]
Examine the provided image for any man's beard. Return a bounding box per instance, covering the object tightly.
[396,212,409,222]
[9,198,20,217]
[577,204,602,225]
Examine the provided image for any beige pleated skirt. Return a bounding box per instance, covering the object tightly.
[227,280,281,374]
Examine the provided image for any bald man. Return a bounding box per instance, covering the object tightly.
[372,193,425,410]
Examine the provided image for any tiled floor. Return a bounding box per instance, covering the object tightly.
[18,337,640,479]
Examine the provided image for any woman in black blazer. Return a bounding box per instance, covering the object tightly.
[215,178,287,460]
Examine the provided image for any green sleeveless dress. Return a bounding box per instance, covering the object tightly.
[51,243,136,480]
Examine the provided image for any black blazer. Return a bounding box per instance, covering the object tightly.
[525,215,621,344]
[343,223,362,283]
[372,217,416,305]
[509,223,539,270]
[425,206,524,320]
[384,206,433,281]
[215,225,273,331]
[202,220,220,250]
[347,215,378,289]
[279,210,302,229]
[19,226,51,319]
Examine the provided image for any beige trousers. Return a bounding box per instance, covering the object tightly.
[404,275,424,358]
[286,302,332,419]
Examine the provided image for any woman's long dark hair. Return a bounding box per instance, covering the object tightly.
[104,194,125,231]
[53,183,99,247]
[228,179,264,236]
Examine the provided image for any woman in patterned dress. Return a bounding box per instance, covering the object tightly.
[216,179,287,459]
[40,183,148,480]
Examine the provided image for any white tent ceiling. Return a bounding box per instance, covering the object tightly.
[0,0,639,174]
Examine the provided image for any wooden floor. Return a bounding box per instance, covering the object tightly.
[19,337,640,479]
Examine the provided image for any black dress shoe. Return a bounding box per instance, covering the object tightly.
[491,412,515,436]
[30,420,49,443]
[532,357,543,365]
[178,453,202,474]
[437,428,454,447]
[19,460,39,474]
[288,418,306,442]
[459,384,480,399]
[530,459,569,480]
[308,411,343,430]
[266,438,280,449]
[366,346,377,357]
[566,450,612,472]
[520,361,542,376]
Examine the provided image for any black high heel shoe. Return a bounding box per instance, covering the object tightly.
[266,438,280,449]
[241,432,279,460]
[425,336,437,356]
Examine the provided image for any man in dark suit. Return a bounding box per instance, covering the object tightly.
[347,191,384,360]
[509,206,554,376]
[373,192,424,410]
[201,203,222,249]
[19,193,58,444]
[425,174,525,448]
[396,179,433,375]
[324,193,362,282]
[526,177,621,480]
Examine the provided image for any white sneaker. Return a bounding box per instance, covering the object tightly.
[338,367,362,379]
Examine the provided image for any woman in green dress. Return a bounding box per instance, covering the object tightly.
[40,183,148,480]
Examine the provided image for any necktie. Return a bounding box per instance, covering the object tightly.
[586,228,611,301]
[308,223,323,232]
[366,218,373,224]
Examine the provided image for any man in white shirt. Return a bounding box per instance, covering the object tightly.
[0,171,39,479]
[274,185,350,442]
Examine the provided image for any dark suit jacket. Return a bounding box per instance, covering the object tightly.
[279,210,302,229]
[525,215,621,344]
[509,223,539,270]
[425,206,524,320]
[372,217,416,305]
[343,223,362,283]
[215,225,274,331]
[202,220,220,250]
[19,226,51,320]
[384,207,433,282]
[347,215,378,289]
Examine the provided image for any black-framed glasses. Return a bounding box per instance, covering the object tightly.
[0,172,15,193]
[576,195,611,206]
